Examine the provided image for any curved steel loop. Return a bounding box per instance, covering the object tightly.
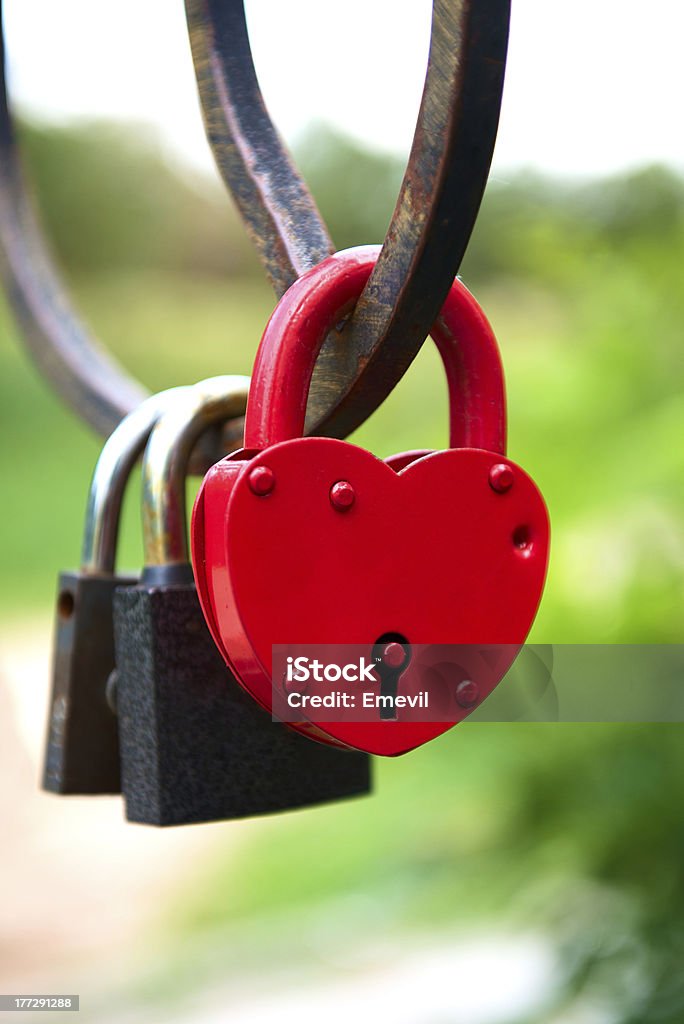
[0,4,243,469]
[141,374,249,570]
[186,0,510,438]
[81,386,191,575]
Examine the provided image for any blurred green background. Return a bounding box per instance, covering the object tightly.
[2,120,684,1022]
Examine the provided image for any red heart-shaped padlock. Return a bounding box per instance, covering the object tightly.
[192,246,550,756]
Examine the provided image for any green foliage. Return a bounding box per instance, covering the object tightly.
[296,123,404,249]
[18,120,258,277]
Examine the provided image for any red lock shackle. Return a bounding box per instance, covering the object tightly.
[244,245,507,454]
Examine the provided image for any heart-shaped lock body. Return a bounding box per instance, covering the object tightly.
[192,246,550,756]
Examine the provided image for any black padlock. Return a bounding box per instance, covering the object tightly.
[113,376,371,826]
[43,387,189,794]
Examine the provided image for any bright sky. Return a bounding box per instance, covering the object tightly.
[4,0,684,180]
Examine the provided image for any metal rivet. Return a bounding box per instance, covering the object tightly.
[455,679,479,709]
[330,480,355,512]
[248,465,275,496]
[489,463,514,493]
[512,525,533,553]
[381,642,408,669]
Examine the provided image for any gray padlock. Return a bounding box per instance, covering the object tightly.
[43,387,188,794]
[113,376,371,826]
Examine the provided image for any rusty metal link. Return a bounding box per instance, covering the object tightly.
[0,0,509,447]
[185,0,334,296]
[186,0,510,438]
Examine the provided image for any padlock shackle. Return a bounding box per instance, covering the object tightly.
[244,246,506,454]
[141,376,249,581]
[82,386,191,575]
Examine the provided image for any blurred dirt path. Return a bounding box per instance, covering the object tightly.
[0,616,224,994]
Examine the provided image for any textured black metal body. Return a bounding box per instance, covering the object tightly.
[43,571,135,794]
[113,583,371,826]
